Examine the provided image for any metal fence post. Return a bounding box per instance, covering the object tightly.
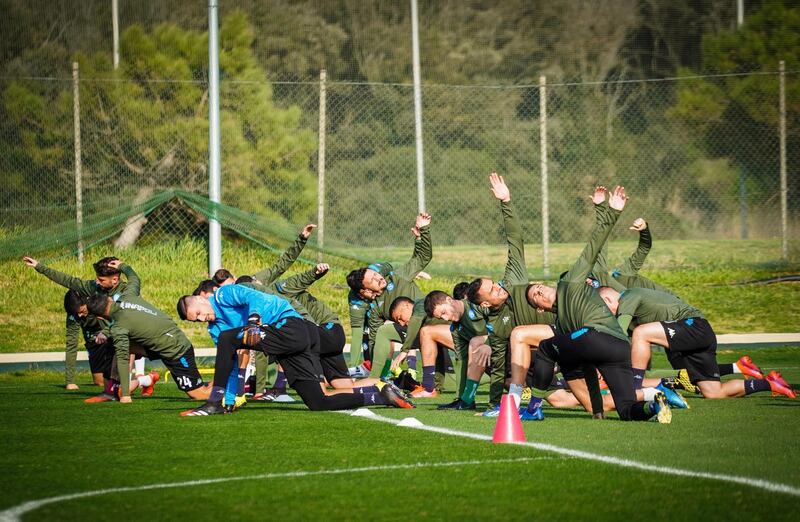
[112,0,119,70]
[208,0,222,274]
[539,76,549,278]
[410,0,426,213]
[779,60,787,260]
[72,62,84,265]
[317,69,327,262]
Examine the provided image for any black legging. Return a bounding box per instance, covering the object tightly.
[542,330,653,421]
[292,380,364,411]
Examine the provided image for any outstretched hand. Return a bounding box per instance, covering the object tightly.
[629,218,647,232]
[315,263,330,276]
[415,212,431,229]
[410,226,420,239]
[591,186,606,205]
[489,172,511,202]
[608,186,628,211]
[22,256,39,268]
[301,223,317,239]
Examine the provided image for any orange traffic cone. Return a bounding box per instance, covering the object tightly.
[492,394,526,444]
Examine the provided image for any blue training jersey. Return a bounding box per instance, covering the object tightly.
[206,284,301,346]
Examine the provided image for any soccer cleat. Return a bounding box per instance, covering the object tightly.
[519,406,544,421]
[180,401,227,417]
[766,371,797,399]
[84,394,115,403]
[410,385,439,398]
[223,395,248,410]
[735,356,764,380]
[380,382,415,409]
[253,391,275,402]
[651,392,672,424]
[673,369,700,395]
[656,383,689,409]
[521,387,532,401]
[437,398,476,410]
[480,405,501,417]
[140,371,160,397]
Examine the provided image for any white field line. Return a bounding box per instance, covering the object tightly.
[342,410,800,498]
[0,457,554,522]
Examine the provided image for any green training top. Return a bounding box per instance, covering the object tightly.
[348,262,392,336]
[616,287,703,333]
[590,203,627,293]
[555,204,628,341]
[366,225,432,354]
[252,235,308,285]
[240,281,314,322]
[275,267,339,325]
[451,299,489,355]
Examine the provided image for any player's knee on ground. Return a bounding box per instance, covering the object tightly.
[697,380,727,399]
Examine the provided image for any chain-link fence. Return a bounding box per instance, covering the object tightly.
[1,1,797,269]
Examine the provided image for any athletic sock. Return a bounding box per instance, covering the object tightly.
[641,387,657,401]
[509,383,524,408]
[744,379,771,395]
[379,359,393,381]
[718,363,737,376]
[632,368,646,390]
[274,371,287,390]
[362,390,386,405]
[225,367,238,405]
[208,385,225,403]
[460,378,479,404]
[422,365,436,392]
[526,388,547,412]
[354,385,379,395]
[237,368,246,396]
[137,374,153,387]
[134,357,145,376]
[407,355,417,370]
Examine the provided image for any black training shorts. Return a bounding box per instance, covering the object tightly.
[661,317,720,383]
[158,346,205,392]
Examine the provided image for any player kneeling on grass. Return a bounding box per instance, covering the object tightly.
[177,284,413,416]
[598,286,796,400]
[85,291,211,403]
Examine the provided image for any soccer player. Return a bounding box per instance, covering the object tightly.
[346,212,433,380]
[598,285,796,399]
[177,284,413,415]
[524,186,671,422]
[63,290,113,390]
[387,295,452,398]
[274,262,384,394]
[465,172,553,414]
[422,288,490,409]
[86,265,208,403]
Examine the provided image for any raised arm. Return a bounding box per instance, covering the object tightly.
[563,186,626,283]
[253,224,315,285]
[277,263,327,297]
[24,257,95,296]
[618,218,652,275]
[115,261,141,297]
[589,192,626,292]
[394,214,432,281]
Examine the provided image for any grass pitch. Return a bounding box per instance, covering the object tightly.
[1,348,799,521]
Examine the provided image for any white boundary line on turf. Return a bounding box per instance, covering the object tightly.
[341,410,800,498]
[0,457,557,522]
